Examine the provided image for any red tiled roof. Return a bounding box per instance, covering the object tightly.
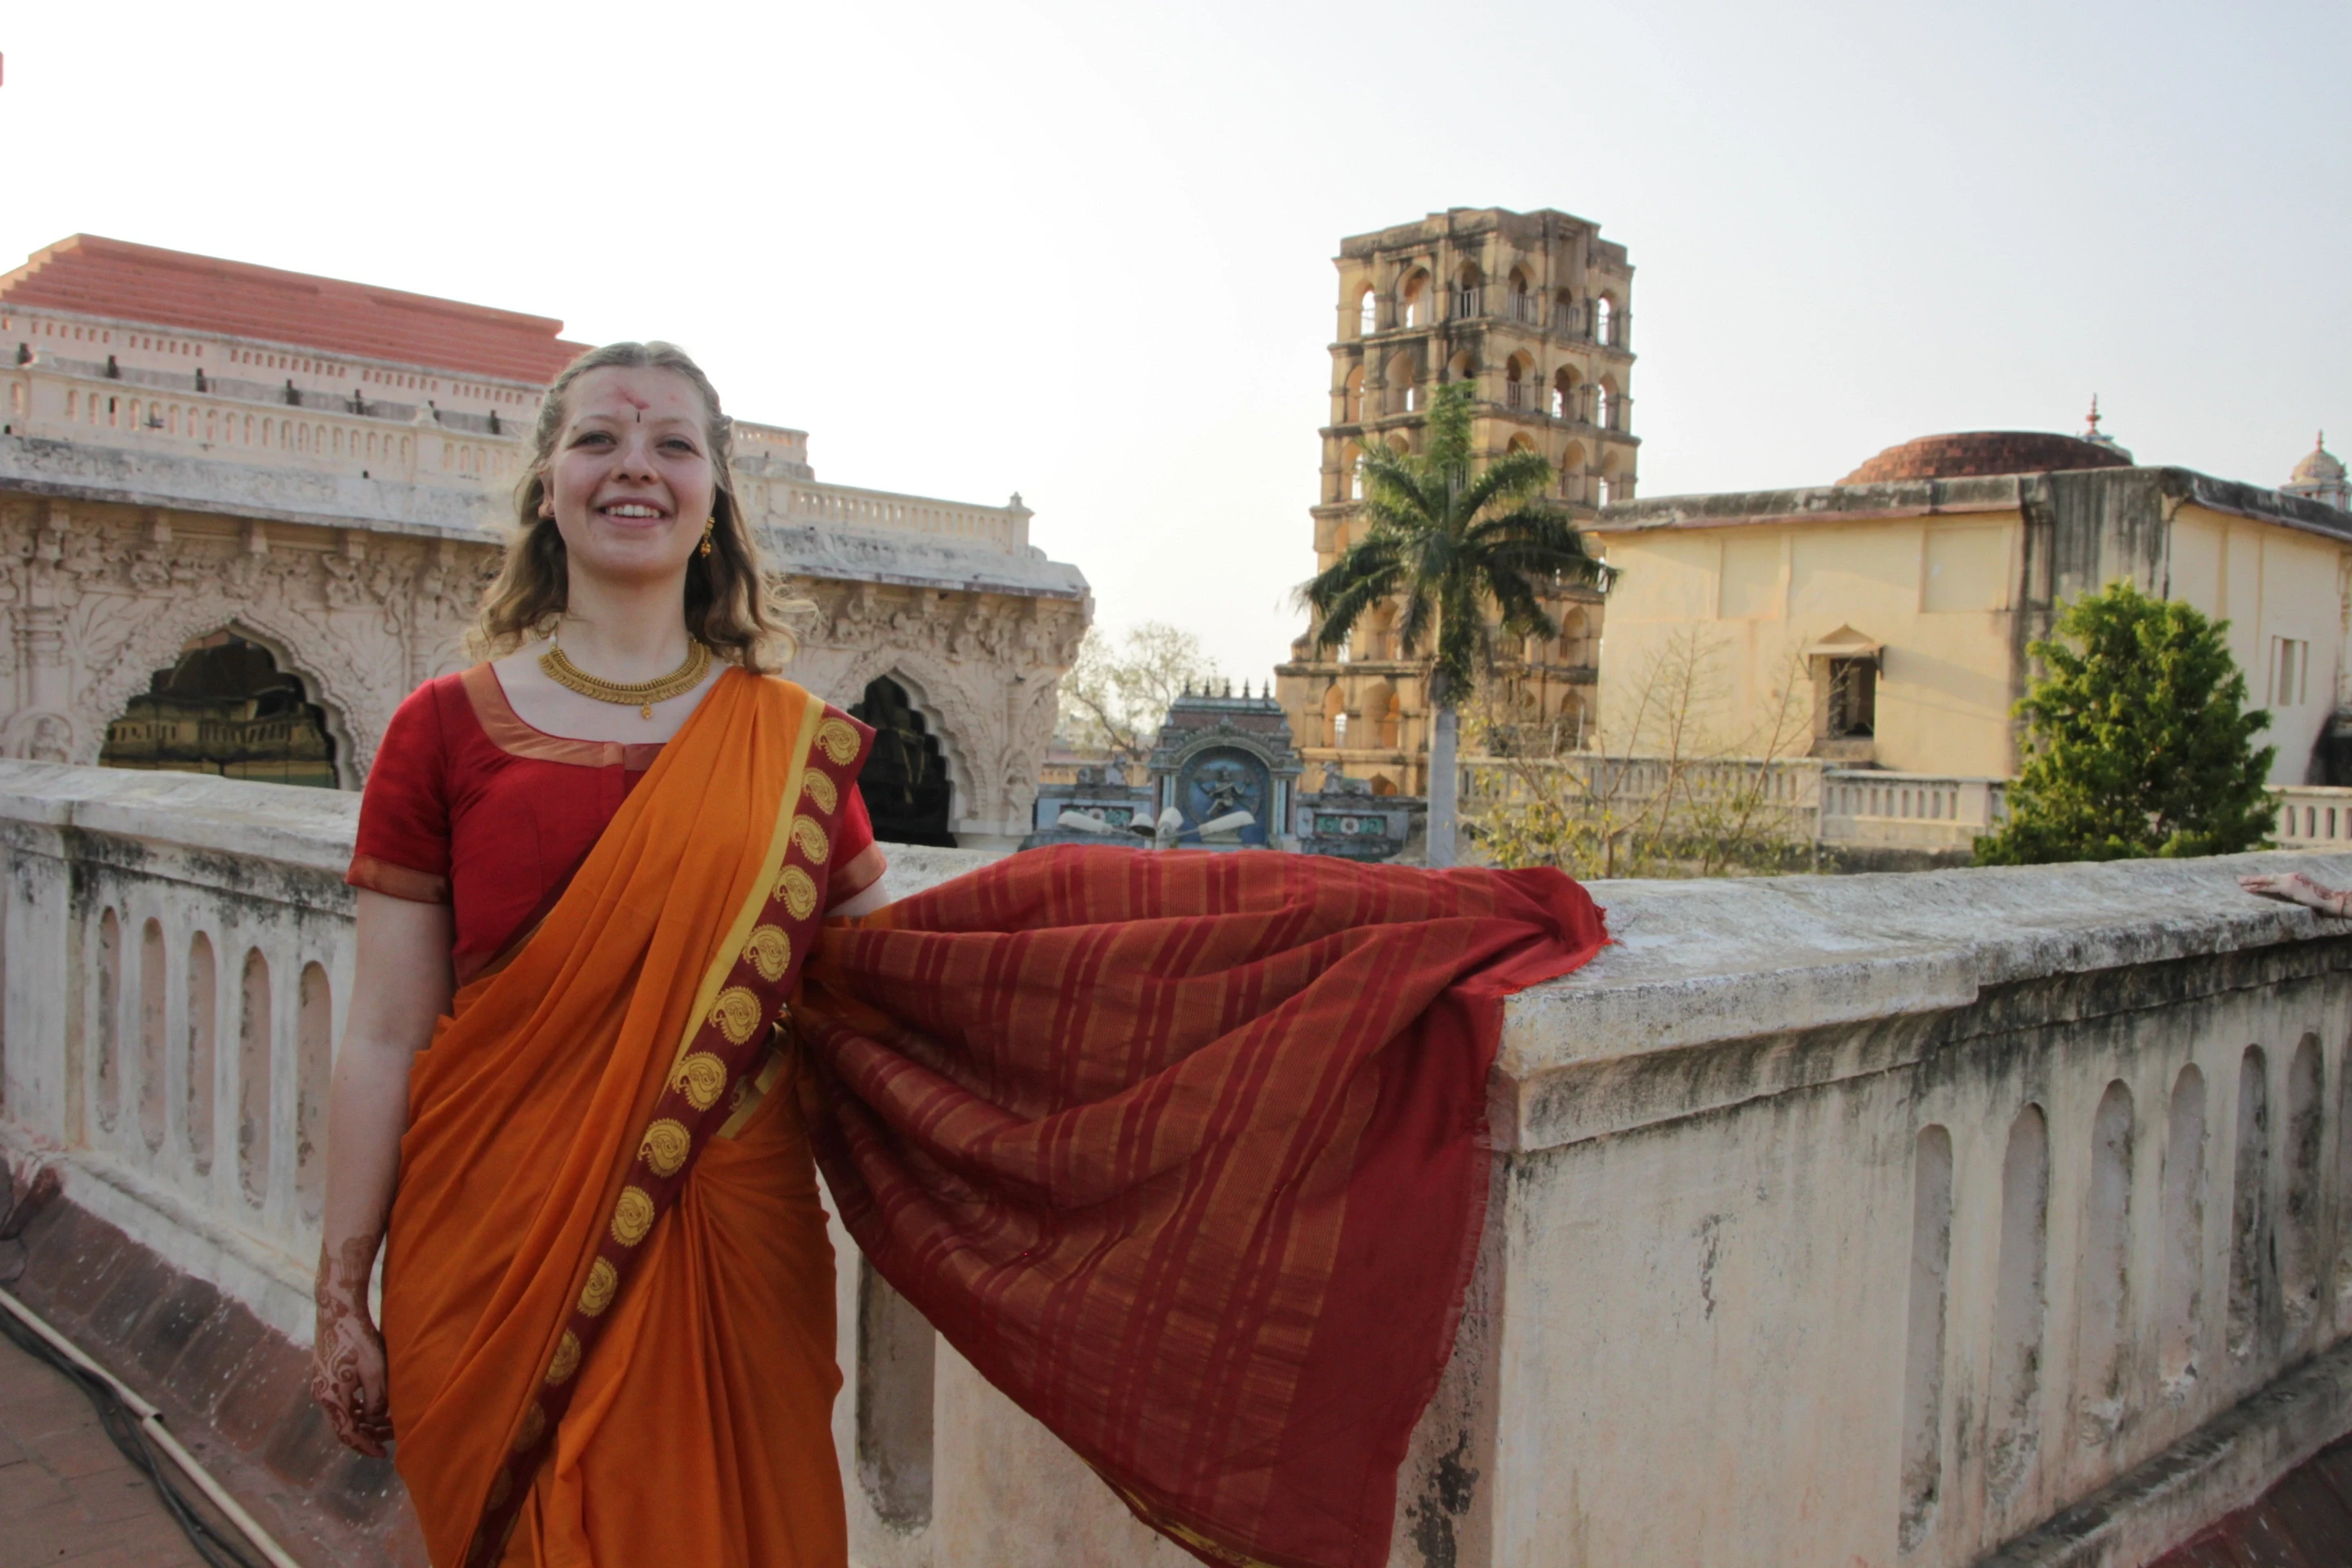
[0,234,592,385]
[1839,430,2133,484]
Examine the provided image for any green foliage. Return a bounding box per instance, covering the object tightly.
[1464,630,1817,879]
[1298,381,1610,707]
[1056,621,1221,763]
[1975,581,2276,865]
[1471,791,1817,880]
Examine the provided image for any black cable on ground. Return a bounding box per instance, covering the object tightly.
[0,1303,265,1568]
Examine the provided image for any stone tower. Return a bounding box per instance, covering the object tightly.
[1275,207,1633,795]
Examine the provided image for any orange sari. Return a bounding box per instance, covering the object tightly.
[382,669,869,1568]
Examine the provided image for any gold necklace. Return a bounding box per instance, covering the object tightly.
[539,637,712,719]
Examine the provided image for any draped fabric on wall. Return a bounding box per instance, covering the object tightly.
[799,847,1607,1568]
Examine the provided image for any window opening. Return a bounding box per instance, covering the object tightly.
[100,631,338,786]
[1825,658,1877,737]
[849,676,956,847]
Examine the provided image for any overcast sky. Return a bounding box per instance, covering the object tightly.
[3,1,2344,679]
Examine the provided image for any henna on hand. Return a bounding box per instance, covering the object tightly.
[2238,872,2352,917]
[311,1233,394,1456]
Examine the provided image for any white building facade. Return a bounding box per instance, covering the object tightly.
[0,234,1088,844]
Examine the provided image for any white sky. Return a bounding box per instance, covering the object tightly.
[2,1,2345,680]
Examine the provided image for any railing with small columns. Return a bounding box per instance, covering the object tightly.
[1468,758,2345,855]
[764,477,1030,553]
[3,360,1029,555]
[4,765,2352,1563]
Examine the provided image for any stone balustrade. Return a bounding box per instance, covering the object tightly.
[0,764,359,1341]
[6,762,2352,1565]
[5,356,520,499]
[1467,756,2345,858]
[4,359,1029,555]
[764,476,1031,555]
[2273,786,2352,850]
[1821,768,2010,848]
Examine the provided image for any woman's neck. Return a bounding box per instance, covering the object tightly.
[557,573,693,681]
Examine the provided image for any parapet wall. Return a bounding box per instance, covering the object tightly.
[1,761,2348,1566]
[1443,856,2352,1567]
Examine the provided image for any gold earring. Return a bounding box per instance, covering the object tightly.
[700,517,715,559]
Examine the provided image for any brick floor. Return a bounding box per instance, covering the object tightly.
[5,1197,429,1568]
[0,1324,209,1566]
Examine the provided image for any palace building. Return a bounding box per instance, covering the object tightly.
[1590,423,2352,784]
[0,234,1089,845]
[1274,207,1631,795]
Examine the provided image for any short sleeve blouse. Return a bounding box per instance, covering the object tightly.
[349,665,882,981]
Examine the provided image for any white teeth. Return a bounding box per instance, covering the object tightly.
[604,505,661,518]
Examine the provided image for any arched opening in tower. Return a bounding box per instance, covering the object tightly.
[100,630,340,787]
[849,675,956,847]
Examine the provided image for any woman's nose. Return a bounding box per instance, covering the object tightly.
[612,431,662,479]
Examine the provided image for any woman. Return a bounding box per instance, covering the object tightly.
[311,341,887,1567]
[316,344,1611,1568]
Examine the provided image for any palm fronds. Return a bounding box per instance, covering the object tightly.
[1298,381,1610,702]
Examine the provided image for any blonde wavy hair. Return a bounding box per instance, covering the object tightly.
[470,341,800,671]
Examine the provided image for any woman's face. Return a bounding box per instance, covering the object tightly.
[541,365,718,591]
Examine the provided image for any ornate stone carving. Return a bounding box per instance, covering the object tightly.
[0,496,1083,836]
[789,578,1080,838]
[0,501,496,784]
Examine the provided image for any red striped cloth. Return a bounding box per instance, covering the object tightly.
[799,847,1606,1568]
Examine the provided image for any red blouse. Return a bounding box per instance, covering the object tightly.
[348,664,883,980]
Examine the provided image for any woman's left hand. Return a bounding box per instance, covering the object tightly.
[310,1235,394,1457]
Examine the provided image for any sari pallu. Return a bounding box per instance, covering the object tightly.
[382,668,871,1568]
[798,847,1607,1568]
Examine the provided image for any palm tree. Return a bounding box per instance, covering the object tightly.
[1299,381,1612,866]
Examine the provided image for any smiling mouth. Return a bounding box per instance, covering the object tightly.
[600,502,666,519]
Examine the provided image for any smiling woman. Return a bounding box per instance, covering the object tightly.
[473,341,785,679]
[311,341,889,1568]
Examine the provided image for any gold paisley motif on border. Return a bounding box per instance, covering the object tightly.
[673,1052,728,1111]
[610,1186,656,1247]
[511,1402,546,1454]
[801,770,839,814]
[710,987,763,1045]
[815,718,859,764]
[578,1258,618,1317]
[544,1330,582,1386]
[775,866,817,921]
[791,815,829,863]
[483,1468,513,1512]
[639,1118,692,1178]
[744,924,791,982]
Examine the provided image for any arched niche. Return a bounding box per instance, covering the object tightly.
[99,630,343,788]
[850,675,957,847]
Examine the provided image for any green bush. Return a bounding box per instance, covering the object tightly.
[1975,581,2274,865]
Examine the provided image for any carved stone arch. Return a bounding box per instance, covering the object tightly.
[75,603,376,787]
[835,648,987,828]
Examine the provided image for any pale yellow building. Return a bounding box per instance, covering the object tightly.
[1591,430,2352,785]
[1276,207,1632,795]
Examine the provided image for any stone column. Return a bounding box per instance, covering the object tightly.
[20,504,71,727]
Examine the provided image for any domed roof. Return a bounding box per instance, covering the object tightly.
[1838,431,2136,485]
[2292,434,2345,486]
